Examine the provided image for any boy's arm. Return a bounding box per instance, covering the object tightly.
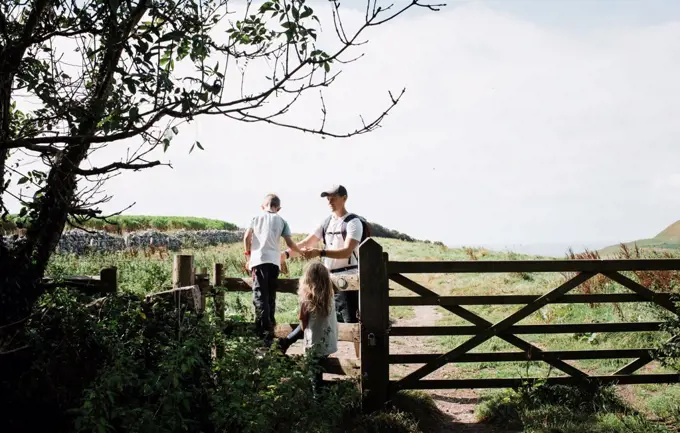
[243,228,253,254]
[284,236,304,255]
[281,219,319,259]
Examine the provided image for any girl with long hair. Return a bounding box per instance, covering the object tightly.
[297,261,338,388]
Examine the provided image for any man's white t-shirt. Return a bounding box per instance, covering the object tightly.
[248,211,291,269]
[312,213,363,273]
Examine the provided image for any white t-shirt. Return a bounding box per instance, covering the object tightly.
[313,213,363,273]
[303,300,338,356]
[248,210,291,269]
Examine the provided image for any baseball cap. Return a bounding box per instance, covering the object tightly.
[320,184,348,197]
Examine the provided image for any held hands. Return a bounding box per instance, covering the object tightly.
[301,247,321,259]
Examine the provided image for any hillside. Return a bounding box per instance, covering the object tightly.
[656,219,680,242]
[599,219,680,256]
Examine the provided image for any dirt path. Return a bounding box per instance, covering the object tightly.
[391,306,516,433]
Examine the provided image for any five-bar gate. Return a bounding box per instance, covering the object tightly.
[357,239,680,412]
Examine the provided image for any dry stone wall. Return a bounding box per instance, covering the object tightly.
[2,228,245,255]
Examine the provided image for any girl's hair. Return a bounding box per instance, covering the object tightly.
[298,262,334,318]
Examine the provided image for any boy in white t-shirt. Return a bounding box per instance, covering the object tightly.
[244,194,303,347]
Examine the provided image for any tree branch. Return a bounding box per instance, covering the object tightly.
[74,160,166,176]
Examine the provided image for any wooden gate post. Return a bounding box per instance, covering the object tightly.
[100,266,118,294]
[173,254,195,288]
[212,263,224,321]
[359,238,390,413]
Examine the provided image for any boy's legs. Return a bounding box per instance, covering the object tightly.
[252,264,275,346]
[267,264,280,342]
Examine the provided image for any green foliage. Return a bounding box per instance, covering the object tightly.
[1,288,362,433]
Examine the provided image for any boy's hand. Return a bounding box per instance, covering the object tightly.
[280,259,289,275]
[243,259,250,274]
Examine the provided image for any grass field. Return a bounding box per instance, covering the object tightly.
[2,214,238,233]
[45,236,680,432]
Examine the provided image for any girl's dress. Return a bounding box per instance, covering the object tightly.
[303,300,338,389]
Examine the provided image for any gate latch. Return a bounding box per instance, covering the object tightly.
[367,333,376,346]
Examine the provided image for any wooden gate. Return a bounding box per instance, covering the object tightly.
[357,239,680,412]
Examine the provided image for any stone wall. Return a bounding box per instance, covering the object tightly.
[2,228,245,255]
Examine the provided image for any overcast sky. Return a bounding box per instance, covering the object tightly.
[9,0,680,251]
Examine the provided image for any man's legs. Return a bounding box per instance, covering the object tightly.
[335,290,359,323]
[252,264,274,346]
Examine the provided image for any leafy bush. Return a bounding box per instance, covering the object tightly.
[0,288,361,433]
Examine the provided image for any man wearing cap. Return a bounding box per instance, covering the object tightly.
[277,184,364,353]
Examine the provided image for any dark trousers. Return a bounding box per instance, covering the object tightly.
[251,263,279,346]
[283,288,359,347]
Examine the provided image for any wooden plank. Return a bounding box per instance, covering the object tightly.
[220,274,359,295]
[359,239,390,413]
[274,323,360,343]
[388,259,680,275]
[389,293,675,306]
[389,273,589,381]
[321,357,361,376]
[145,285,202,312]
[395,272,595,389]
[389,322,664,336]
[388,374,680,390]
[388,349,654,364]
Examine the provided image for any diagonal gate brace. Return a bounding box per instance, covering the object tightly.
[392,272,596,389]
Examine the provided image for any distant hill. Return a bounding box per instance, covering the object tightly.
[366,220,418,242]
[599,219,680,256]
[655,220,680,242]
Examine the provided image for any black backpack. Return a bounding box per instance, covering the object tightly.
[321,213,372,265]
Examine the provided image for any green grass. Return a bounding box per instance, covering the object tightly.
[2,214,238,233]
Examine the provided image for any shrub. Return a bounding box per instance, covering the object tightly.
[0,288,360,433]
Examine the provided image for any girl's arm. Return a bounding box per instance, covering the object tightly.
[299,302,309,331]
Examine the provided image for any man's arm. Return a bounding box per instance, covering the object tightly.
[306,218,363,259]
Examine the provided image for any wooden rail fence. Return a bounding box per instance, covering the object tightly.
[52,239,680,413]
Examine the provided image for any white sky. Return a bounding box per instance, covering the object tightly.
[7,0,680,250]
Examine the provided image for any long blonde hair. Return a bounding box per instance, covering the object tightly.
[298,262,334,318]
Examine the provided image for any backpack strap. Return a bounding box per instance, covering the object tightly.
[342,214,359,265]
[321,215,333,248]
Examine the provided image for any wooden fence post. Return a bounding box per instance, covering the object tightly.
[212,263,224,321]
[359,238,390,413]
[173,255,195,288]
[100,266,118,294]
